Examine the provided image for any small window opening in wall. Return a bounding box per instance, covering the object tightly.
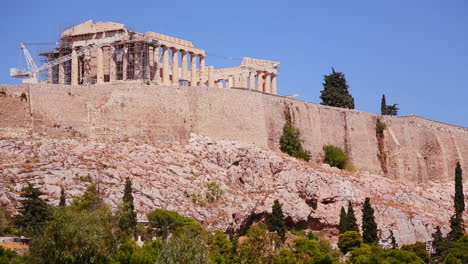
[104,75,110,82]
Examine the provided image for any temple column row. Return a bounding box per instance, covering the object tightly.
[215,71,277,94]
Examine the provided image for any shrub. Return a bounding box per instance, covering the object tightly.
[338,231,362,254]
[279,124,310,161]
[20,92,27,102]
[401,242,430,263]
[323,145,348,169]
[206,182,224,202]
[375,119,386,138]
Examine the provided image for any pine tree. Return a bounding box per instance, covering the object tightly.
[14,183,50,234]
[346,201,359,233]
[390,230,398,249]
[269,199,286,241]
[362,197,378,243]
[454,162,464,215]
[381,94,387,115]
[119,177,137,234]
[431,226,445,257]
[339,206,348,234]
[320,68,355,109]
[59,187,66,207]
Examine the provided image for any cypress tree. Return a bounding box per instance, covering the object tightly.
[454,162,464,215]
[119,177,137,234]
[269,199,286,241]
[448,213,465,241]
[362,197,378,243]
[59,187,66,207]
[346,201,359,233]
[339,206,348,234]
[381,94,387,115]
[431,226,445,256]
[320,68,355,109]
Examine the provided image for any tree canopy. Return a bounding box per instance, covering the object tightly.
[320,68,355,109]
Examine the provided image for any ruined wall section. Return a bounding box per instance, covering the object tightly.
[1,84,467,184]
[0,85,31,138]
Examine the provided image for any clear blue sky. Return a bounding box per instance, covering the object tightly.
[2,0,467,127]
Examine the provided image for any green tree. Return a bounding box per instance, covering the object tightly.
[401,242,430,263]
[362,197,378,244]
[0,246,17,264]
[448,213,465,241]
[443,254,463,264]
[59,186,66,207]
[27,208,117,264]
[322,145,348,169]
[454,162,465,215]
[70,183,103,212]
[269,199,286,241]
[320,68,355,109]
[147,209,204,240]
[381,94,387,115]
[346,201,360,233]
[119,177,137,235]
[432,226,446,257]
[445,235,468,263]
[14,183,50,234]
[279,123,310,161]
[386,104,399,116]
[338,231,362,254]
[237,225,281,264]
[0,208,12,236]
[338,206,348,234]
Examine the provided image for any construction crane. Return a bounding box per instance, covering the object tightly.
[10,32,129,84]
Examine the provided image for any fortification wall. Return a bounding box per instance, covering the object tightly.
[0,83,467,184]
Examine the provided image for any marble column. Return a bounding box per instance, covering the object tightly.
[181,50,188,80]
[227,76,233,88]
[109,46,116,82]
[249,72,255,90]
[264,73,271,93]
[199,55,206,86]
[122,45,128,81]
[71,49,78,85]
[96,47,104,84]
[241,72,248,88]
[271,74,277,94]
[257,72,264,92]
[58,62,65,84]
[171,48,179,85]
[153,46,160,84]
[190,53,198,86]
[208,66,214,87]
[162,46,170,85]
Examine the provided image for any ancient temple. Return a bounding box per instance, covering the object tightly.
[40,20,280,94]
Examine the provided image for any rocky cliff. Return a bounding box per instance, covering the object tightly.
[1,84,467,184]
[0,135,465,245]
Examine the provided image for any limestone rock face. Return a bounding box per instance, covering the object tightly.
[0,135,465,245]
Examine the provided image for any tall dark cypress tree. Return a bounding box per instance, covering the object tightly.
[431,226,445,257]
[119,177,137,234]
[269,199,286,241]
[448,213,465,241]
[362,197,378,243]
[454,162,465,215]
[346,201,360,233]
[339,206,348,234]
[59,187,66,207]
[320,68,355,109]
[381,95,387,115]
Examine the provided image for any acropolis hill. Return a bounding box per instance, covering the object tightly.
[1,20,467,245]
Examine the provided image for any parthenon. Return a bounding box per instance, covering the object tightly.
[40,20,280,94]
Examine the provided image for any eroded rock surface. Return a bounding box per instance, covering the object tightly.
[0,135,465,245]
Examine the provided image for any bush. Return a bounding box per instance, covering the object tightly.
[206,182,224,202]
[375,120,386,138]
[322,145,348,169]
[338,231,362,254]
[401,242,430,263]
[280,124,310,161]
[147,209,204,239]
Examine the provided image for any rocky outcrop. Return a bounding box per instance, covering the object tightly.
[0,135,466,245]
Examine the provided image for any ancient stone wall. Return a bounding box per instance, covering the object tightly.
[0,83,467,184]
